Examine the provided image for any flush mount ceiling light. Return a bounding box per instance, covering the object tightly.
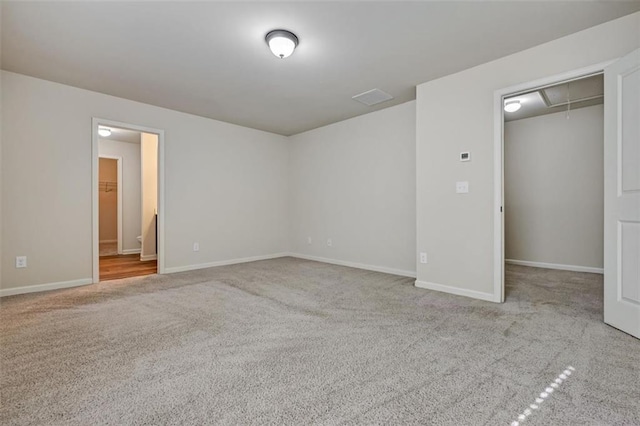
[98,126,112,137]
[265,29,298,59]
[504,100,522,113]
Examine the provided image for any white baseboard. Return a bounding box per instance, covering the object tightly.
[289,253,416,278]
[0,278,93,298]
[164,253,290,274]
[414,280,496,302]
[505,259,603,274]
[99,239,117,243]
[122,248,141,255]
[140,254,157,261]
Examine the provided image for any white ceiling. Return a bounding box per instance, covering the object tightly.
[2,2,638,136]
[100,127,142,144]
[505,74,604,121]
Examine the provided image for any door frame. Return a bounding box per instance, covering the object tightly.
[98,155,123,255]
[492,60,615,303]
[92,118,166,283]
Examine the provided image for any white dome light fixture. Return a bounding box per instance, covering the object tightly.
[504,100,522,113]
[98,126,112,137]
[265,29,298,59]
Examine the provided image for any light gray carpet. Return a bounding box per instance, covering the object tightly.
[1,258,638,425]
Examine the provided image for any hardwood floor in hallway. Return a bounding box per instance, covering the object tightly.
[99,254,157,281]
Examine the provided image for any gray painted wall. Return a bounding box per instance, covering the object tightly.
[289,101,416,276]
[505,105,604,269]
[1,71,289,291]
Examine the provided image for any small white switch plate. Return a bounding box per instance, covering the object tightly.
[16,256,27,268]
[193,242,200,252]
[456,181,469,193]
[327,238,332,247]
[419,252,427,264]
[307,237,312,245]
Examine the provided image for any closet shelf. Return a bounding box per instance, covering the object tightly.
[99,181,117,192]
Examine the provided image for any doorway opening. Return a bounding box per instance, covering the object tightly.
[495,50,639,339]
[92,119,165,283]
[493,61,614,303]
[503,73,605,295]
[501,74,606,320]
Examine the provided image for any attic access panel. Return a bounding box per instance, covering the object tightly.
[540,74,604,107]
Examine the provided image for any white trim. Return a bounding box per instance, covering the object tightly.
[493,89,505,303]
[164,253,290,274]
[165,253,417,278]
[99,239,117,243]
[93,118,165,284]
[493,60,615,304]
[140,254,157,261]
[140,132,159,262]
[289,253,417,278]
[98,154,123,255]
[0,278,93,297]
[158,128,165,276]
[414,280,495,302]
[122,248,141,255]
[92,121,99,282]
[505,259,604,274]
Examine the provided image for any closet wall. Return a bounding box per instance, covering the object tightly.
[98,158,118,242]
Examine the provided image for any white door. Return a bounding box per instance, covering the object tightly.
[604,48,640,339]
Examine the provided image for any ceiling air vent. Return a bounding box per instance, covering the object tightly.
[352,88,394,106]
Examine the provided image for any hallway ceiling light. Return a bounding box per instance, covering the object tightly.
[265,29,298,59]
[98,126,112,137]
[504,100,522,113]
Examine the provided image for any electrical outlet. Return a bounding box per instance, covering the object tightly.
[327,238,332,247]
[193,242,200,252]
[419,252,427,264]
[16,256,27,268]
[307,237,312,245]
